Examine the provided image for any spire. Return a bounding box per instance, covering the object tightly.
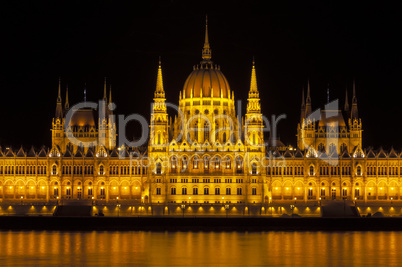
[151,58,167,119]
[351,79,358,120]
[108,84,113,116]
[300,88,306,122]
[249,57,258,96]
[109,84,112,104]
[103,77,107,101]
[305,80,312,116]
[155,57,165,97]
[344,88,349,112]
[65,85,69,110]
[246,58,261,114]
[55,78,63,118]
[201,15,212,62]
[57,77,62,103]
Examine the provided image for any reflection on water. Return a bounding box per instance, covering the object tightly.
[0,231,400,266]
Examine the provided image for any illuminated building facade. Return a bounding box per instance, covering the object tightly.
[0,21,400,207]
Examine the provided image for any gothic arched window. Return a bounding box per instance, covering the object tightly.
[251,163,257,175]
[99,165,104,175]
[204,122,210,142]
[156,162,162,174]
[357,166,362,176]
[215,121,219,142]
[194,122,198,142]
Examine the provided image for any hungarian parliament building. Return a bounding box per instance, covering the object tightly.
[0,22,397,206]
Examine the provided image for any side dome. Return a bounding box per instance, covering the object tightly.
[183,65,231,98]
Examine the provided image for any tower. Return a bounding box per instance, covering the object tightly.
[244,59,264,150]
[297,80,316,151]
[149,58,169,153]
[349,80,362,149]
[98,78,116,150]
[52,78,65,150]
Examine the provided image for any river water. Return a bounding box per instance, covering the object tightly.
[0,231,400,266]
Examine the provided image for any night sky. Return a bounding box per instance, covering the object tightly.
[1,1,401,150]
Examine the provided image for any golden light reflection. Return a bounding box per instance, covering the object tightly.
[0,230,401,265]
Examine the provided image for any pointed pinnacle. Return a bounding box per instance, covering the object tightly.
[109,84,112,104]
[103,77,107,100]
[57,77,62,102]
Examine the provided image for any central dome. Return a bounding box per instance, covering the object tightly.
[182,17,232,99]
[183,64,231,98]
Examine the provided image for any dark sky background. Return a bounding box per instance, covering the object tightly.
[1,1,401,150]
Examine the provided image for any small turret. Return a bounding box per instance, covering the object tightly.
[351,79,358,120]
[300,88,305,123]
[305,80,312,117]
[65,85,69,111]
[103,77,108,102]
[55,78,63,118]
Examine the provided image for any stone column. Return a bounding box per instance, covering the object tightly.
[106,185,109,203]
[94,185,97,200]
[46,185,49,202]
[304,186,307,204]
[364,185,367,203]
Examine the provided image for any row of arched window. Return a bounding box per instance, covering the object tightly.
[61,165,94,175]
[0,165,46,175]
[316,166,351,176]
[109,166,144,175]
[366,166,401,176]
[267,166,304,176]
[169,156,243,171]
[164,186,257,196]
